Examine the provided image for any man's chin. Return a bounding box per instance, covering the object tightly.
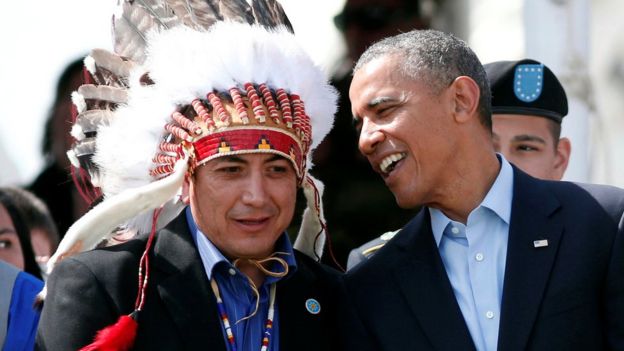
[393,192,422,210]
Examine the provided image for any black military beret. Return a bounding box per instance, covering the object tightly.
[484,59,568,123]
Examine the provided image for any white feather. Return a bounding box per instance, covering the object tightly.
[70,124,85,141]
[47,156,189,275]
[84,55,96,76]
[66,150,80,168]
[72,92,87,114]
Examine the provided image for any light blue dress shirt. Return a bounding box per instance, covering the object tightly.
[186,207,297,351]
[430,155,513,351]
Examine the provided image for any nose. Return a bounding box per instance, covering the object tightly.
[358,118,384,155]
[241,171,267,207]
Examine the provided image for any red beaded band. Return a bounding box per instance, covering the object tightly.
[192,128,303,177]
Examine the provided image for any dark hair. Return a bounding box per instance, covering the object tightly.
[354,29,492,129]
[2,187,59,251]
[41,57,86,159]
[0,188,43,280]
[548,120,562,148]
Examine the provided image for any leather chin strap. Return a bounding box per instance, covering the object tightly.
[231,252,290,322]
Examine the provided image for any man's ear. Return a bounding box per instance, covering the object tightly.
[552,137,571,180]
[450,76,480,124]
[181,174,191,205]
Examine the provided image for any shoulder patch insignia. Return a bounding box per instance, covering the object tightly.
[514,64,544,102]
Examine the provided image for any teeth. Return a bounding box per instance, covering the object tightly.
[380,153,406,174]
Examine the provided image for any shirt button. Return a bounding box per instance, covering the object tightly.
[475,253,484,262]
[451,226,460,235]
[486,311,495,319]
[228,268,236,276]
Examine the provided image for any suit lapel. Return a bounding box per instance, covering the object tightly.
[152,215,227,351]
[392,210,476,350]
[498,169,563,351]
[278,261,324,350]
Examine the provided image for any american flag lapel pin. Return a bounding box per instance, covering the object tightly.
[533,239,549,248]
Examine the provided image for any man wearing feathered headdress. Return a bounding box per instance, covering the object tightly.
[36,1,343,350]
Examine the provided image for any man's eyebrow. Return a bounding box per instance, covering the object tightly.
[367,96,397,108]
[266,154,286,162]
[511,134,547,144]
[215,156,246,163]
[0,228,16,235]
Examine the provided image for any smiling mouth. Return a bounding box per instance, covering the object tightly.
[380,153,406,174]
[237,218,269,226]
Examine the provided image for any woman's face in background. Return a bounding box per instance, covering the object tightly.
[0,204,24,270]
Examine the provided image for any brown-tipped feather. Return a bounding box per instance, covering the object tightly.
[89,49,135,87]
[75,110,116,135]
[78,85,128,105]
[71,138,100,180]
[252,0,293,32]
[166,0,223,30]
[113,1,179,63]
[218,0,255,25]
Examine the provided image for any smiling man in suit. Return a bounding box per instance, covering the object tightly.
[344,29,624,350]
[346,58,573,270]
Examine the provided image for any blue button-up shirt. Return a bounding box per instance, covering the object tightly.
[186,207,297,351]
[430,155,513,351]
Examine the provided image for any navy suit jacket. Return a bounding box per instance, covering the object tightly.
[37,213,341,351]
[343,168,624,350]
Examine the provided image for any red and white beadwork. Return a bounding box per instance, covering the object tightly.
[150,82,313,181]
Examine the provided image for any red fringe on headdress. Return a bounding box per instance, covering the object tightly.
[79,314,138,351]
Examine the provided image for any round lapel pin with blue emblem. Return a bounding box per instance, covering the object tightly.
[305,298,321,314]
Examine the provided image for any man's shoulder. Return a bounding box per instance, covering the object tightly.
[346,230,401,270]
[54,232,150,278]
[293,250,342,278]
[539,180,624,215]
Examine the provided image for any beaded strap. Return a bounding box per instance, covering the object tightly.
[210,280,277,351]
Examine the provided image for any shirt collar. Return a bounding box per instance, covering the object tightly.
[430,154,514,247]
[185,207,297,281]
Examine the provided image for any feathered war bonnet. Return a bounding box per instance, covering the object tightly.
[44,0,337,348]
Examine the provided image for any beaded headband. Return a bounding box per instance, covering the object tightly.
[151,82,312,181]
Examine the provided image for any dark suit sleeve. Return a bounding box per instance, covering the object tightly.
[36,257,119,351]
[606,211,624,350]
[339,276,376,351]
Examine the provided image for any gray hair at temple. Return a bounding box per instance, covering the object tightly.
[353,29,492,129]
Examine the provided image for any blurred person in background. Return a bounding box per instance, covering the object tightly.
[2,187,59,277]
[312,0,435,266]
[0,188,43,279]
[29,58,90,239]
[0,189,44,350]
